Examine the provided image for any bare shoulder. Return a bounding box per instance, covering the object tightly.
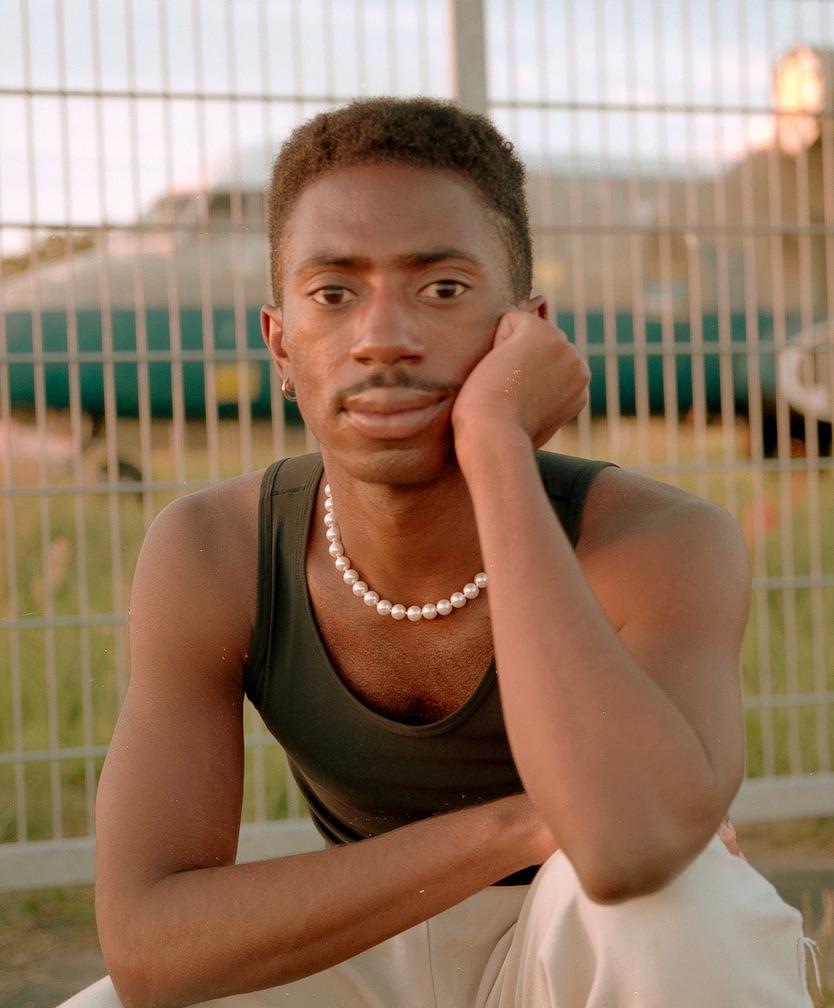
[130,469,266,679]
[579,463,745,556]
[148,468,263,548]
[577,465,750,633]
[143,469,264,581]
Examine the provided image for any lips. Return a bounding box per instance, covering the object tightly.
[342,388,448,440]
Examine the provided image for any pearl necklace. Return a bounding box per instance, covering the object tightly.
[323,483,488,622]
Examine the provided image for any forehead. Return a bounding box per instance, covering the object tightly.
[281,163,508,277]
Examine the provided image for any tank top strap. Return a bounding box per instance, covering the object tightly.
[243,453,323,706]
[535,451,617,546]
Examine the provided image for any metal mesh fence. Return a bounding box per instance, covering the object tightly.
[0,0,832,889]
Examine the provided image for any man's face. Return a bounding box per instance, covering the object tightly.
[263,162,517,485]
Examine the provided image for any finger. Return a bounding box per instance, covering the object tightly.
[717,817,745,859]
[491,306,523,347]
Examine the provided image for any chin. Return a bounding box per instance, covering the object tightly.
[326,440,459,488]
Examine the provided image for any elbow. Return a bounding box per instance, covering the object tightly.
[105,959,156,1008]
[571,819,717,905]
[579,854,684,905]
[100,921,185,1008]
[108,968,192,1008]
[104,946,171,1008]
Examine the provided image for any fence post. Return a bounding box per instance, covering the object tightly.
[449,0,488,115]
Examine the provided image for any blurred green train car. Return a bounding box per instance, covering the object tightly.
[2,62,832,456]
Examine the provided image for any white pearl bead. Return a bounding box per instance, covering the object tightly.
[324,487,487,623]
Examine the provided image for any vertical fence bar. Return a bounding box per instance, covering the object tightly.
[785,5,810,774]
[652,0,681,476]
[795,12,830,777]
[20,0,64,841]
[252,0,275,824]
[124,0,157,534]
[259,0,288,466]
[449,0,487,115]
[531,0,567,456]
[0,105,28,840]
[157,0,187,486]
[500,0,521,313]
[89,0,128,783]
[593,0,622,464]
[354,0,368,95]
[709,0,741,520]
[224,0,254,478]
[680,0,709,500]
[764,3,789,776]
[386,0,398,94]
[191,0,224,485]
[623,0,652,469]
[819,1,834,775]
[563,0,593,460]
[416,0,430,94]
[54,0,98,835]
[735,0,776,780]
[768,1,803,778]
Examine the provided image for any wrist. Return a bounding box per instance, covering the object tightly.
[488,793,558,869]
[453,415,533,475]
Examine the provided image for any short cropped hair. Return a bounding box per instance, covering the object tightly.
[267,96,532,303]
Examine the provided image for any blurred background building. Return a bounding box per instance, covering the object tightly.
[1,0,833,890]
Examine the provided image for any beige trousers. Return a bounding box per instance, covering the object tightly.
[63,837,815,1008]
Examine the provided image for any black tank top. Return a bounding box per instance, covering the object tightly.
[243,451,613,884]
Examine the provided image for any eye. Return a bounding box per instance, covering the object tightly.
[420,279,469,300]
[311,285,356,306]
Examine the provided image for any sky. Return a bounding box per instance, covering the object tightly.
[0,0,832,256]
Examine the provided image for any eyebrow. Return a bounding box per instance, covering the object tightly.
[296,247,487,274]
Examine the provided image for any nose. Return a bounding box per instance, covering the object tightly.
[350,287,424,368]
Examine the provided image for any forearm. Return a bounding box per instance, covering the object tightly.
[458,429,720,894]
[104,795,539,1008]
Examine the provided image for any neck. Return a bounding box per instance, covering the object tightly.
[317,453,484,603]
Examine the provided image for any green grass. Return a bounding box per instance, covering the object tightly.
[0,412,832,1004]
[1,413,832,843]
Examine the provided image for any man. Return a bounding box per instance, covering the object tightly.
[70,98,812,1007]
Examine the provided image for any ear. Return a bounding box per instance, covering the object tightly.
[260,304,289,377]
[517,294,548,320]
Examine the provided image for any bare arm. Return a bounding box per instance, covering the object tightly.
[453,309,749,902]
[96,488,551,1008]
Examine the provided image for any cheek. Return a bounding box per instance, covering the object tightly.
[457,305,501,365]
[283,322,330,372]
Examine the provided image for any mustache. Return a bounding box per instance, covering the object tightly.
[337,369,461,402]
